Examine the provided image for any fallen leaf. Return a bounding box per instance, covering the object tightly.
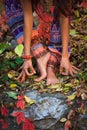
[14,44,24,57]
[63,86,70,92]
[48,83,61,89]
[60,118,67,122]
[8,70,17,78]
[16,100,25,110]
[56,88,63,92]
[67,92,77,101]
[0,43,10,54]
[67,110,75,120]
[24,96,36,105]
[64,83,73,87]
[65,120,72,130]
[9,84,17,89]
[70,29,77,36]
[6,92,17,99]
[81,93,87,100]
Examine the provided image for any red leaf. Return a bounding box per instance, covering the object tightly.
[0,119,8,129]
[65,120,72,130]
[1,105,9,117]
[16,112,25,125]
[23,119,35,130]
[16,100,25,110]
[17,95,24,100]
[2,121,8,129]
[12,111,20,117]
[81,0,87,8]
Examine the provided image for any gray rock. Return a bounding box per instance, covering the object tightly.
[24,90,68,130]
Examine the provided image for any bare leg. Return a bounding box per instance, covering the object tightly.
[35,52,50,82]
[31,43,50,82]
[46,53,59,85]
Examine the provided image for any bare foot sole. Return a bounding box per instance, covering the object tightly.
[34,52,50,82]
[46,66,59,86]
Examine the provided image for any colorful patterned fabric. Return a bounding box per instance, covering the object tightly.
[48,20,70,53]
[31,43,60,68]
[5,0,70,53]
[31,43,48,59]
[5,0,24,44]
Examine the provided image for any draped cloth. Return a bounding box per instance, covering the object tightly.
[5,0,70,53]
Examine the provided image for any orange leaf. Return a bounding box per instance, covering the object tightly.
[65,120,72,130]
[67,110,75,120]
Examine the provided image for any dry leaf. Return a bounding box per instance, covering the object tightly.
[67,92,77,101]
[67,110,75,120]
[56,88,63,92]
[24,96,36,105]
[65,120,72,130]
[48,83,61,89]
[81,93,87,100]
[8,70,17,78]
[65,83,73,87]
[60,118,67,122]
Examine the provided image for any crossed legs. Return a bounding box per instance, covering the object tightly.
[31,43,60,85]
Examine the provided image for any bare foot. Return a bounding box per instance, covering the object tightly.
[34,52,50,82]
[46,66,59,86]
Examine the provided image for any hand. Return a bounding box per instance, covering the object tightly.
[17,59,36,82]
[60,57,79,76]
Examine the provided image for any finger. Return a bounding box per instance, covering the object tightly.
[17,71,26,82]
[62,69,69,75]
[20,72,26,82]
[72,68,78,74]
[30,66,36,74]
[72,65,80,71]
[69,68,74,76]
[61,71,68,75]
[24,68,34,76]
[17,71,23,81]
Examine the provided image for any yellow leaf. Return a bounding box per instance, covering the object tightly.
[8,73,13,78]
[8,70,17,78]
[48,83,61,89]
[65,83,73,87]
[9,84,17,89]
[56,88,63,92]
[24,96,36,105]
[60,118,67,122]
[67,92,77,101]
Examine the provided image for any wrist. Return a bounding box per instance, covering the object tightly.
[22,54,33,60]
[62,52,69,58]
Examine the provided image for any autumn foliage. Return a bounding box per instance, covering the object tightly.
[0,94,35,130]
[0,105,8,129]
[12,95,35,130]
[0,0,87,130]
